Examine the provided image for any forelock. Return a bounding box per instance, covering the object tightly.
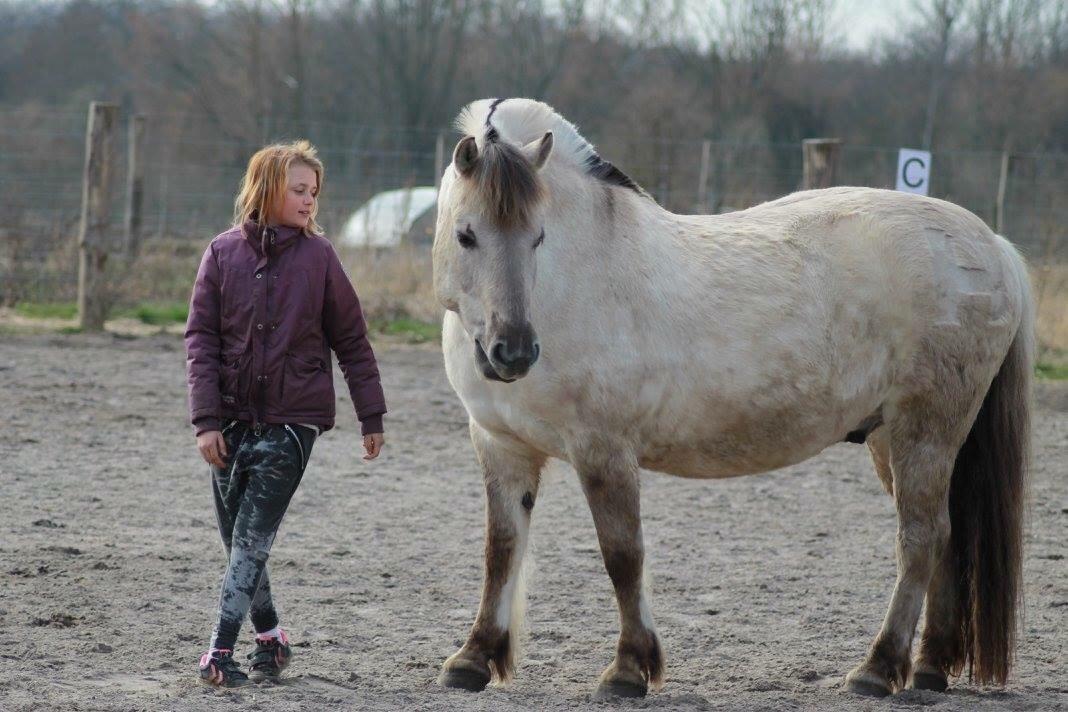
[469,138,545,232]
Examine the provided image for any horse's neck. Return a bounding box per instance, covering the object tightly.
[545,180,691,315]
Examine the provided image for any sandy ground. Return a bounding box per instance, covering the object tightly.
[0,331,1065,712]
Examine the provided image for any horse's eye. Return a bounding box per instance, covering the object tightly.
[456,226,476,249]
[534,228,545,249]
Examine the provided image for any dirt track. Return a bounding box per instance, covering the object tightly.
[0,331,1065,712]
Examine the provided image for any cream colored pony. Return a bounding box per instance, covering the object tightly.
[433,98,1032,700]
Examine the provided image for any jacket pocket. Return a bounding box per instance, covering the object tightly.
[282,351,333,413]
[219,267,255,333]
[219,347,250,408]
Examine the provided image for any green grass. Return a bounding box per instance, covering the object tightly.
[14,301,77,319]
[120,301,188,325]
[1036,362,1068,380]
[13,300,188,325]
[373,317,441,343]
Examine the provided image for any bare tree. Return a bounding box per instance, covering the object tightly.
[285,0,312,127]
[475,0,587,100]
[362,0,476,131]
[909,0,965,149]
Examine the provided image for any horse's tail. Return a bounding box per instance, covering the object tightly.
[945,238,1032,684]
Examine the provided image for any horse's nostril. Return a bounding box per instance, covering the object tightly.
[490,334,538,373]
[491,341,509,366]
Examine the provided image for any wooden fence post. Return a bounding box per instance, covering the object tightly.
[124,114,146,259]
[434,132,445,192]
[77,101,119,331]
[697,139,711,213]
[995,150,1011,235]
[802,138,842,190]
[157,148,170,239]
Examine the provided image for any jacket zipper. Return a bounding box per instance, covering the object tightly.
[254,227,274,432]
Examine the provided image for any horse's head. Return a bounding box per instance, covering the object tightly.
[433,129,554,383]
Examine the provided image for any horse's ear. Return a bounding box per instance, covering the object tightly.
[522,131,553,170]
[453,136,479,177]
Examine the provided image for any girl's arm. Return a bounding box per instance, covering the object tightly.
[322,242,387,435]
[185,244,224,436]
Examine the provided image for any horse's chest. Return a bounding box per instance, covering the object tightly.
[444,344,562,448]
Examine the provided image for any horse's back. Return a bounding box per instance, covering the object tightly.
[688,187,1021,349]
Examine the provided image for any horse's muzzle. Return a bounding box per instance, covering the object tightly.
[475,327,539,382]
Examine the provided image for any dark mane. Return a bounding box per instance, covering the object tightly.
[584,153,649,198]
[467,96,646,224]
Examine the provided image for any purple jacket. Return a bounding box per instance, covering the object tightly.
[185,220,386,436]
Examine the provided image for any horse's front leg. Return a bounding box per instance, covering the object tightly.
[439,421,545,692]
[574,443,664,699]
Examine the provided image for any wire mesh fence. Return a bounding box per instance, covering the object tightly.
[2,106,1066,308]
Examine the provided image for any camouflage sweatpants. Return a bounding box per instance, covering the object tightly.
[208,421,316,651]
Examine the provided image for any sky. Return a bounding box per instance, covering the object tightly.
[834,0,912,52]
[16,0,917,55]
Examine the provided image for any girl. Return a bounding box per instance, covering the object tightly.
[185,140,387,687]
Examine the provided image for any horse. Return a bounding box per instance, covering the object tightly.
[431,97,1032,700]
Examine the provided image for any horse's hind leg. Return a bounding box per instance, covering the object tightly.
[573,439,663,700]
[439,422,545,691]
[866,426,893,495]
[910,539,959,691]
[862,423,955,691]
[846,413,956,697]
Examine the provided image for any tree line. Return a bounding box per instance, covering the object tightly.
[1,0,1065,157]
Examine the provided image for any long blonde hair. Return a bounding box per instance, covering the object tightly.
[233,140,324,235]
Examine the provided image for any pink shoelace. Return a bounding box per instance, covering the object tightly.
[199,648,233,686]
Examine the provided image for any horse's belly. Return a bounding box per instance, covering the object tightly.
[633,364,889,479]
[639,436,832,479]
[638,415,866,479]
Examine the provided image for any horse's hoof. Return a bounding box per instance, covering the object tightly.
[593,678,647,700]
[439,666,490,692]
[910,671,948,692]
[846,676,892,698]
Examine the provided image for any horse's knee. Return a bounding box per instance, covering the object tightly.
[898,515,948,553]
[895,511,950,583]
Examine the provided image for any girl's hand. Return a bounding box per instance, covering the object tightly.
[197,430,228,468]
[363,433,384,461]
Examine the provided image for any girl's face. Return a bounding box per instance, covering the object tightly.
[274,163,318,229]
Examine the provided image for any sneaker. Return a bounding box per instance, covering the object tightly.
[247,630,292,682]
[199,649,250,688]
